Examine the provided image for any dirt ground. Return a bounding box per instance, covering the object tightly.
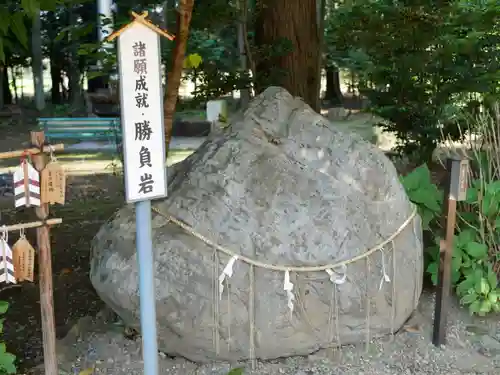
[0,173,123,372]
[0,114,122,372]
[43,290,500,375]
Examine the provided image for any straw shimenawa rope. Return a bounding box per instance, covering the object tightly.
[151,205,417,272]
[151,204,418,361]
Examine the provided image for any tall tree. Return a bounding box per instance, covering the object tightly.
[164,0,195,151]
[68,4,83,109]
[325,66,343,105]
[32,8,46,111]
[81,0,107,93]
[255,0,321,111]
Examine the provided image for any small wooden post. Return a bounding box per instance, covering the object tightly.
[432,157,469,346]
[30,131,58,374]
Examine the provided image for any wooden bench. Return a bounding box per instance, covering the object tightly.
[37,117,121,151]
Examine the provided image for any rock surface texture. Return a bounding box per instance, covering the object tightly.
[90,86,423,362]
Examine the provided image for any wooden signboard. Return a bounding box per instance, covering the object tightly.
[115,15,168,203]
[433,157,470,346]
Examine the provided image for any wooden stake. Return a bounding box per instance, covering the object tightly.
[432,157,469,346]
[30,131,58,374]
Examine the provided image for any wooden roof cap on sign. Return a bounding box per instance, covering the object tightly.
[107,11,175,42]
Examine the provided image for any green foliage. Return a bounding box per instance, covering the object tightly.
[401,162,500,315]
[400,164,442,231]
[425,216,500,316]
[0,0,59,62]
[327,0,500,162]
[0,301,16,374]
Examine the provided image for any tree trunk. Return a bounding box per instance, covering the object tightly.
[50,60,62,104]
[32,9,46,111]
[83,1,107,92]
[315,0,326,108]
[255,0,321,112]
[163,0,195,154]
[46,11,62,104]
[68,6,83,111]
[325,66,343,105]
[11,67,18,103]
[237,0,250,108]
[2,66,12,105]
[161,0,173,90]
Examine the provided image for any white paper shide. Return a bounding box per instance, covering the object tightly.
[118,22,167,203]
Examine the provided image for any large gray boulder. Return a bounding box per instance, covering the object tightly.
[90,87,423,363]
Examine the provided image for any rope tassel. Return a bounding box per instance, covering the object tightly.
[378,249,391,290]
[219,255,238,299]
[149,205,418,355]
[283,270,295,319]
[326,264,347,285]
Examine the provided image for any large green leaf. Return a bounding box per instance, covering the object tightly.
[457,276,475,296]
[486,180,500,195]
[0,301,8,315]
[0,8,9,36]
[488,290,499,304]
[0,352,16,374]
[401,164,432,192]
[39,0,59,11]
[465,186,478,204]
[475,278,490,295]
[21,0,37,17]
[487,268,498,289]
[479,299,492,314]
[460,292,478,305]
[469,300,481,315]
[456,229,477,248]
[465,242,488,258]
[9,13,28,49]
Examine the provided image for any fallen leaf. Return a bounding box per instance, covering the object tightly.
[60,268,72,275]
[403,324,421,333]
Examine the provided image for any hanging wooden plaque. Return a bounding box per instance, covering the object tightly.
[12,239,24,281]
[41,161,66,205]
[12,236,35,282]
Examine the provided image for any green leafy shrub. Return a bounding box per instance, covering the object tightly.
[401,158,500,314]
[400,164,442,231]
[327,0,500,162]
[0,301,16,374]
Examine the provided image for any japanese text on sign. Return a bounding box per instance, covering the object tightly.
[132,41,155,195]
[117,22,167,203]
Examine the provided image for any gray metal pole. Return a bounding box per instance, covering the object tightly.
[135,200,159,375]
